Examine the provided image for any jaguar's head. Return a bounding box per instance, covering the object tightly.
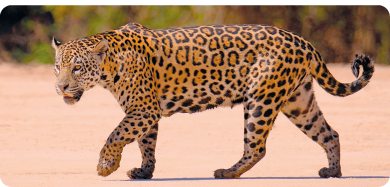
[52,37,109,105]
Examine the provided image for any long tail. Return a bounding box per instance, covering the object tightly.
[311,53,374,97]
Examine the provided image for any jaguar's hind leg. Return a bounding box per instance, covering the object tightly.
[281,80,342,178]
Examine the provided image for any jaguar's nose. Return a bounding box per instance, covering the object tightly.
[58,83,69,93]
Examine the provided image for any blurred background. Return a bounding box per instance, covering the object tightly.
[0,5,389,65]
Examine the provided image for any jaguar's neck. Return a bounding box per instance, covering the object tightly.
[93,28,159,97]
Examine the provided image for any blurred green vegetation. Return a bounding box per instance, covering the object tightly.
[0,6,389,64]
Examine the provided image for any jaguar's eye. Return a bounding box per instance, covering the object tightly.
[55,64,60,71]
[74,65,82,71]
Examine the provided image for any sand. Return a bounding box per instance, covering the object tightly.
[0,62,389,187]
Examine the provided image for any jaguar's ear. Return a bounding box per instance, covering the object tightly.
[52,37,62,50]
[92,39,109,63]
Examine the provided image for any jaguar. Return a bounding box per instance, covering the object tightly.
[52,22,374,179]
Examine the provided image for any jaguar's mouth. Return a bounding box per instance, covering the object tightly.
[62,90,84,105]
[63,93,74,99]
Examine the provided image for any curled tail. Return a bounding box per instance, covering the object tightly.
[311,54,374,97]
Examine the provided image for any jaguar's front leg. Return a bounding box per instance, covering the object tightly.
[127,122,158,179]
[97,111,160,177]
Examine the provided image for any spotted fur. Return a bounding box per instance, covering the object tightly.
[53,23,374,179]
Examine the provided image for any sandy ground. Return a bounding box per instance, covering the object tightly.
[0,62,389,187]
